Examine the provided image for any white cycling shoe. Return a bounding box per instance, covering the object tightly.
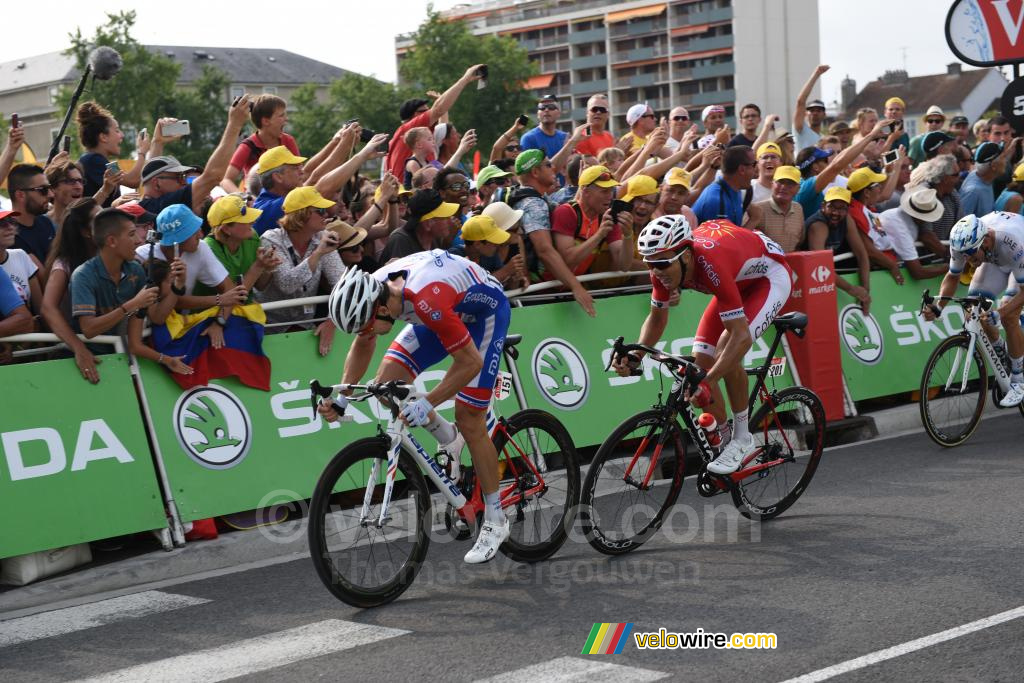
[999,382,1024,408]
[464,518,510,564]
[707,433,755,475]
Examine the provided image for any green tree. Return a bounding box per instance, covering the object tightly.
[159,65,232,166]
[288,83,340,154]
[58,11,180,156]
[398,8,536,152]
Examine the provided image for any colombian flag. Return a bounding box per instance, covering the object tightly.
[150,303,271,391]
[582,622,634,654]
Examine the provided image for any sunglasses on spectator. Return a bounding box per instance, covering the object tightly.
[157,173,186,183]
[589,106,608,114]
[505,144,521,152]
[537,104,559,111]
[640,113,655,119]
[926,118,944,124]
[311,207,329,216]
[59,177,85,186]
[672,115,689,121]
[644,249,686,270]
[21,185,52,194]
[446,181,470,191]
[485,178,510,187]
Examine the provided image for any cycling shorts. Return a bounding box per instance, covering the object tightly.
[969,262,1020,304]
[384,298,511,411]
[692,260,792,357]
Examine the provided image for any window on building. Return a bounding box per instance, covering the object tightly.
[48,85,59,106]
[263,86,278,95]
[231,86,244,100]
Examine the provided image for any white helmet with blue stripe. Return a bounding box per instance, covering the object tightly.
[949,214,985,254]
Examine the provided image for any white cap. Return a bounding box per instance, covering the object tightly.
[701,105,725,121]
[626,102,650,126]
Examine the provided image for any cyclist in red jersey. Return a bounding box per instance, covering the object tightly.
[614,215,792,474]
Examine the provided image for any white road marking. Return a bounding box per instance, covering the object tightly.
[778,604,1024,683]
[474,655,669,682]
[78,619,408,682]
[0,590,209,648]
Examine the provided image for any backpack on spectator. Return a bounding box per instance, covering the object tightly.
[241,137,263,172]
[503,186,550,279]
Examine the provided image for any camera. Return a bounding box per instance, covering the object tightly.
[517,114,529,127]
[360,128,375,143]
[145,229,163,244]
[232,95,254,112]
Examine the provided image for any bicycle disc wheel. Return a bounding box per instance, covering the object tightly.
[580,409,686,556]
[494,409,580,563]
[731,386,825,521]
[308,437,431,608]
[920,333,988,447]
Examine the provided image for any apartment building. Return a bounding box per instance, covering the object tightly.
[396,0,820,136]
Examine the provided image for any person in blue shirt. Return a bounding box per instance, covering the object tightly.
[520,95,569,160]
[0,268,33,363]
[960,140,1019,218]
[691,146,757,225]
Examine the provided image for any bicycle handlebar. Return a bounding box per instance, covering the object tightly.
[607,336,707,390]
[921,288,992,318]
[309,379,417,418]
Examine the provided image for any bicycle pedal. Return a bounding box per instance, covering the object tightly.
[696,470,728,497]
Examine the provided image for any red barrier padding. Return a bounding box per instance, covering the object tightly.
[782,251,845,421]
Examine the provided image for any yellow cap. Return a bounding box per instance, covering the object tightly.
[461,215,510,244]
[620,174,659,202]
[1013,162,1024,182]
[207,195,262,228]
[664,167,691,189]
[421,201,460,221]
[824,186,852,204]
[258,146,307,174]
[846,167,887,194]
[772,165,801,185]
[283,186,335,214]
[885,96,906,109]
[757,142,782,159]
[579,165,620,188]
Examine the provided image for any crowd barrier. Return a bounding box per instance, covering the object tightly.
[0,266,948,560]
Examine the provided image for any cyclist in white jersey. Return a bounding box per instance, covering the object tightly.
[925,211,1024,406]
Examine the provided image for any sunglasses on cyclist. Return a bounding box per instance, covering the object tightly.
[644,249,687,270]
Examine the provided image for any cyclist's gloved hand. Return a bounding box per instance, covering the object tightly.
[400,397,433,427]
[688,381,712,408]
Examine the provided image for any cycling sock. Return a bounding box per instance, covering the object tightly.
[994,337,1007,353]
[732,409,749,441]
[426,415,457,446]
[483,491,503,523]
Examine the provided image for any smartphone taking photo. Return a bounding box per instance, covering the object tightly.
[476,64,488,90]
[881,149,900,165]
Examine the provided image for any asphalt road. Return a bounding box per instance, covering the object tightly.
[2,414,1023,682]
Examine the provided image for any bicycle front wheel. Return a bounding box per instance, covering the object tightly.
[920,333,988,447]
[308,437,431,608]
[494,409,580,563]
[731,386,825,520]
[580,410,686,556]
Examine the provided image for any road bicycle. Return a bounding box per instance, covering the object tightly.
[580,312,825,556]
[919,290,1024,447]
[307,334,580,608]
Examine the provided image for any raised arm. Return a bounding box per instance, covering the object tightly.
[814,118,894,194]
[550,125,588,175]
[752,114,779,152]
[315,134,389,199]
[429,64,485,126]
[190,95,252,214]
[794,65,829,134]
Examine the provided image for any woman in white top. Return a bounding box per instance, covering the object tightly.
[0,209,42,313]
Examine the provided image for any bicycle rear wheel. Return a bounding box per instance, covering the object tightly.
[920,333,988,447]
[308,437,431,608]
[494,409,580,563]
[731,386,825,520]
[580,410,686,555]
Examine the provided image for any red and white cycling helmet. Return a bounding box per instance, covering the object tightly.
[637,214,693,257]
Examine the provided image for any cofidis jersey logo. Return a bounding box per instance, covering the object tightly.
[173,385,252,469]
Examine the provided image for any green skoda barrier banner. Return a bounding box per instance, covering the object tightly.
[0,355,167,558]
[138,293,797,523]
[837,270,958,401]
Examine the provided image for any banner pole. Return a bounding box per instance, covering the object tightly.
[124,340,186,548]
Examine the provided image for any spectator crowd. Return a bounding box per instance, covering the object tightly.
[0,61,1016,376]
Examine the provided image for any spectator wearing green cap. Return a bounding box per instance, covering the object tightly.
[507,149,597,316]
[476,165,513,207]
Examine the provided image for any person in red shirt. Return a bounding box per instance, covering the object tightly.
[551,165,633,275]
[222,95,300,192]
[385,64,487,180]
[614,216,792,474]
[575,94,616,157]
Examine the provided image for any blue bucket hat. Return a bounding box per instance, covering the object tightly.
[157,204,203,246]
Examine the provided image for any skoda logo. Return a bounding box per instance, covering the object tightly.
[839,304,884,365]
[173,386,252,469]
[531,338,589,410]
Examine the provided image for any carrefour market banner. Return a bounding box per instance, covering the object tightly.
[138,292,796,523]
[0,355,167,558]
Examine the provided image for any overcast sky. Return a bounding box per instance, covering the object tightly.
[2,1,1003,107]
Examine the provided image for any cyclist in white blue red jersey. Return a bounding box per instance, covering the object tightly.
[613,215,793,474]
[925,211,1024,406]
[318,250,511,563]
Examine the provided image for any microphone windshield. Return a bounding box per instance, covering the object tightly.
[88,46,123,81]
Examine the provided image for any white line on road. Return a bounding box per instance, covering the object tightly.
[778,604,1024,683]
[0,590,210,648]
[474,656,669,682]
[78,619,409,682]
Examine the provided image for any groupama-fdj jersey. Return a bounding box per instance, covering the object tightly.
[949,211,1024,300]
[650,220,793,356]
[378,250,510,410]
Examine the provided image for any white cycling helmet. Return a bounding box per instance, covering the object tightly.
[328,267,385,333]
[949,214,985,253]
[637,214,693,257]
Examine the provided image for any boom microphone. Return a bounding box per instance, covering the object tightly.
[88,46,123,81]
